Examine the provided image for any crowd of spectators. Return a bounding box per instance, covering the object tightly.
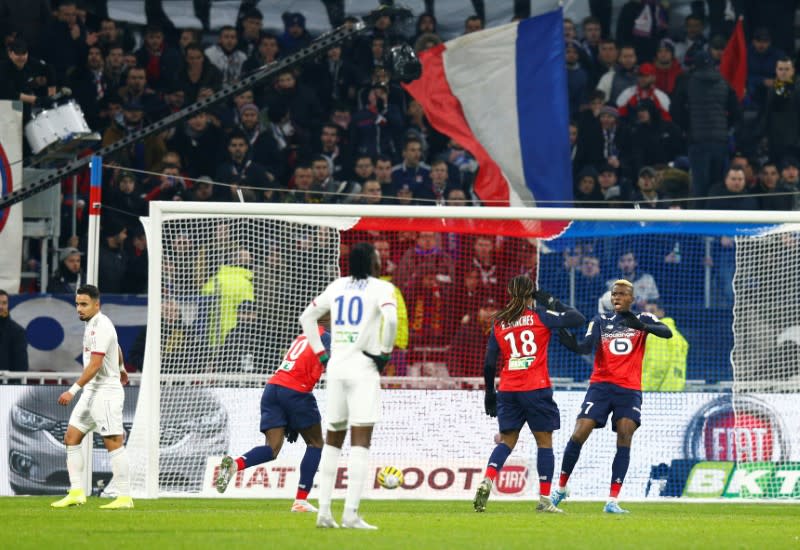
[0,1,798,382]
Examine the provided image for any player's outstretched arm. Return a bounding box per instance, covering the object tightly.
[619,311,673,339]
[558,318,599,355]
[536,289,586,328]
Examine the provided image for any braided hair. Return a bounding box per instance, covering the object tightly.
[494,275,535,324]
[349,242,377,280]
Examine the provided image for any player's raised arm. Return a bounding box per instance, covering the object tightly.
[619,311,673,339]
[559,317,600,355]
[300,294,331,361]
[533,288,586,328]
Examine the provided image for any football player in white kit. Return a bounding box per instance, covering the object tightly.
[51,285,133,509]
[300,242,398,530]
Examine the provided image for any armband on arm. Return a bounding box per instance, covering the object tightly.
[69,383,82,396]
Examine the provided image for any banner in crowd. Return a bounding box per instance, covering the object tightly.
[8,294,147,373]
[0,101,23,293]
[5,385,798,499]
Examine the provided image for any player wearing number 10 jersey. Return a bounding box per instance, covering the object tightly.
[553,279,672,513]
[300,242,398,530]
[473,275,585,514]
[215,322,330,513]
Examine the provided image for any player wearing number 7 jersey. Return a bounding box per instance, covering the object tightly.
[215,319,330,513]
[300,242,398,530]
[473,275,585,514]
[553,279,672,513]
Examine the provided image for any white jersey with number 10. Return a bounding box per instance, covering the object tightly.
[301,276,397,379]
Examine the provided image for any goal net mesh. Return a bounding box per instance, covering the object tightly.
[126,207,800,500]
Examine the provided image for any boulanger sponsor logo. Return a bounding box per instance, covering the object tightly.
[683,395,790,462]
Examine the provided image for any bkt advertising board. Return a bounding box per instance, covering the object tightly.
[2,385,798,499]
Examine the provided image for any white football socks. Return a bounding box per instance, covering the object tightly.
[66,445,84,491]
[317,445,341,517]
[343,446,370,520]
[109,447,131,496]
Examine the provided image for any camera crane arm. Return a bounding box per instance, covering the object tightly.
[1,5,419,211]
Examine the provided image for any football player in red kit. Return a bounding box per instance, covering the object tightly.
[553,279,672,513]
[473,275,585,513]
[215,322,330,513]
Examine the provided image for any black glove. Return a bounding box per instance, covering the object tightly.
[619,310,647,331]
[285,427,298,443]
[534,289,555,308]
[34,95,51,109]
[363,351,391,373]
[484,390,497,417]
[558,328,578,351]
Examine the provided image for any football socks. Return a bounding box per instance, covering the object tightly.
[66,445,84,491]
[108,447,131,496]
[344,446,370,516]
[610,446,631,498]
[297,446,322,501]
[559,438,583,488]
[537,447,554,497]
[485,443,512,482]
[240,445,273,470]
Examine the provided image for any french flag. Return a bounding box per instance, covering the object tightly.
[403,8,573,219]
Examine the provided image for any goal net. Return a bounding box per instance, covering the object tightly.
[127,203,800,501]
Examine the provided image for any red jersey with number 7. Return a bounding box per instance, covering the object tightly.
[492,308,554,392]
[269,327,330,393]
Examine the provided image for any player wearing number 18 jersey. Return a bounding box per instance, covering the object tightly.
[553,280,672,513]
[473,275,585,514]
[215,323,330,513]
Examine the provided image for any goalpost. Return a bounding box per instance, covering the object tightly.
[128,202,800,501]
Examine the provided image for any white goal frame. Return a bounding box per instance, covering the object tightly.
[138,202,800,499]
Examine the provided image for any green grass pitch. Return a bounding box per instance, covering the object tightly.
[4,497,799,549]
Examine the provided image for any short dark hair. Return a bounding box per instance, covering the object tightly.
[726,166,745,177]
[0,289,8,299]
[403,137,422,149]
[76,284,100,300]
[349,242,376,279]
[259,32,278,44]
[321,123,340,136]
[465,14,482,25]
[582,16,601,28]
[227,132,248,146]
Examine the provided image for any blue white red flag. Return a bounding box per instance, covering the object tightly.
[403,8,573,224]
[0,101,22,292]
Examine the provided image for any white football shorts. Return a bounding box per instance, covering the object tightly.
[325,375,381,430]
[68,387,125,437]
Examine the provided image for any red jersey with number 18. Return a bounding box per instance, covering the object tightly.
[269,327,328,393]
[493,307,552,392]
